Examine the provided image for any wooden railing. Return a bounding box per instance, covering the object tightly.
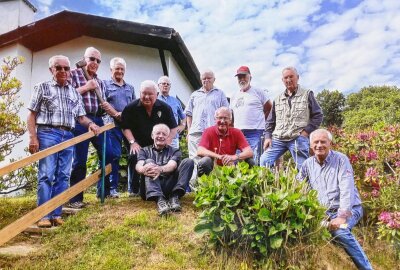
[0,123,115,246]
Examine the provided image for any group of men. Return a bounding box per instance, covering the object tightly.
[27,46,372,269]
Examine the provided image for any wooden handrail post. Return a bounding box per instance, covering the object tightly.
[0,164,112,247]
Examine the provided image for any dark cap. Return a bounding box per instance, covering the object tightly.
[235,66,251,76]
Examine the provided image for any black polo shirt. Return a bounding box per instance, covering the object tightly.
[121,99,177,147]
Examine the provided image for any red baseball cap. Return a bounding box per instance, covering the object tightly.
[235,66,251,76]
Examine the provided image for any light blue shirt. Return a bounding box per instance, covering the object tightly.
[158,94,185,139]
[296,150,362,218]
[103,79,135,112]
[185,87,229,134]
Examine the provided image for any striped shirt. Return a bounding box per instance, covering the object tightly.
[296,150,362,218]
[185,87,229,134]
[28,80,86,128]
[70,68,106,114]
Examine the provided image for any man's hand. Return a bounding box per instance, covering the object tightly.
[142,163,162,179]
[263,138,272,150]
[28,136,39,154]
[220,154,236,166]
[129,142,141,155]
[85,79,98,91]
[88,122,100,135]
[101,101,112,111]
[329,217,347,231]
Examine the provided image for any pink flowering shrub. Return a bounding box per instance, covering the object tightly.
[378,211,400,258]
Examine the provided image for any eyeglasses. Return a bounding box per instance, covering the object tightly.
[54,66,71,71]
[87,56,101,64]
[159,82,170,86]
[215,116,230,121]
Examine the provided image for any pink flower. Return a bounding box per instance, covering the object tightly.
[371,189,380,198]
[365,167,379,178]
[379,212,392,223]
[357,133,369,141]
[350,154,359,164]
[367,151,378,161]
[395,161,400,168]
[387,220,400,229]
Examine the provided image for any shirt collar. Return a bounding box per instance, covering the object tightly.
[214,125,231,137]
[284,85,299,97]
[313,150,333,166]
[151,144,168,152]
[110,78,126,86]
[200,87,217,93]
[51,79,69,87]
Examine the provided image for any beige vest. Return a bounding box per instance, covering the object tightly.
[273,86,310,141]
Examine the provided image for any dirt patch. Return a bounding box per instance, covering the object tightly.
[0,244,40,257]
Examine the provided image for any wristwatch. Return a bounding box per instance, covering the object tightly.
[129,139,135,145]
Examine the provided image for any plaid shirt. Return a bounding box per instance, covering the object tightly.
[70,68,106,114]
[28,79,86,128]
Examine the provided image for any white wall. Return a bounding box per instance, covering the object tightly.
[0,0,34,35]
[1,35,196,164]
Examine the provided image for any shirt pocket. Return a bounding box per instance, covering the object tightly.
[42,94,58,111]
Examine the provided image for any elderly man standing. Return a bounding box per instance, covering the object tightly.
[136,124,194,215]
[157,76,186,149]
[297,129,373,270]
[260,66,323,169]
[197,107,254,176]
[230,66,272,164]
[121,80,177,196]
[102,57,135,198]
[185,69,229,184]
[27,55,99,227]
[69,47,115,208]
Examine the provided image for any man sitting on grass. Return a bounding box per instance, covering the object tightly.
[136,124,194,216]
[297,129,373,270]
[196,107,254,176]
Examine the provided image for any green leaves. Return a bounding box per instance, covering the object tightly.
[194,163,327,260]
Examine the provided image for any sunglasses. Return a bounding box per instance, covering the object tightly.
[87,56,102,64]
[54,65,71,71]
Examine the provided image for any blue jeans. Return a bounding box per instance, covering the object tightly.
[260,136,309,170]
[108,127,127,191]
[241,129,263,165]
[69,115,113,202]
[37,126,73,219]
[328,206,373,270]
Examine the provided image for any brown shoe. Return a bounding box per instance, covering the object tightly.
[51,217,64,226]
[37,219,52,228]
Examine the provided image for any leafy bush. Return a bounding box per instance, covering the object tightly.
[193,162,328,263]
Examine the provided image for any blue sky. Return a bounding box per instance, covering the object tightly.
[29,0,400,98]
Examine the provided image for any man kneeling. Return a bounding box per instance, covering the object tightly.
[197,107,254,176]
[136,124,194,216]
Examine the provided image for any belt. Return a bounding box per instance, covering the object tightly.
[86,112,105,117]
[38,124,73,131]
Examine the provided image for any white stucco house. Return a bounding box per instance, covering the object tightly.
[0,0,201,163]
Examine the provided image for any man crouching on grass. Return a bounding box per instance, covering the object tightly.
[296,129,373,270]
[136,124,194,216]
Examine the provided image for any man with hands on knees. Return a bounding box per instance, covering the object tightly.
[27,55,99,228]
[197,107,254,176]
[136,124,194,216]
[296,129,373,270]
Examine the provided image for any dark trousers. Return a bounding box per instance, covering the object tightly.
[197,156,255,176]
[69,115,113,203]
[127,153,140,194]
[144,158,194,201]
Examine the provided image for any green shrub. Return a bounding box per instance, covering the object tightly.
[193,162,328,262]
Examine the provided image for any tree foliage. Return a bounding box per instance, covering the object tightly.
[343,85,400,130]
[0,56,26,162]
[316,89,346,127]
[0,56,36,195]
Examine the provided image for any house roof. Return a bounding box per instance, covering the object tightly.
[0,0,37,12]
[0,10,201,89]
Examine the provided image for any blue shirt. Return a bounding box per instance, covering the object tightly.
[185,87,229,134]
[158,94,185,139]
[103,79,135,112]
[296,150,362,218]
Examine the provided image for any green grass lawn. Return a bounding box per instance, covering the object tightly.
[0,194,399,269]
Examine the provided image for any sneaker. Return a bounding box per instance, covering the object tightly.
[157,197,170,216]
[68,202,85,209]
[51,217,64,226]
[37,219,52,228]
[110,189,120,198]
[169,195,182,212]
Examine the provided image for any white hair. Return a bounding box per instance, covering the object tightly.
[84,46,100,57]
[110,57,126,69]
[310,129,333,142]
[282,66,299,76]
[48,55,70,67]
[158,75,171,84]
[140,80,158,93]
[200,69,215,79]
[214,106,232,120]
[152,123,170,135]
